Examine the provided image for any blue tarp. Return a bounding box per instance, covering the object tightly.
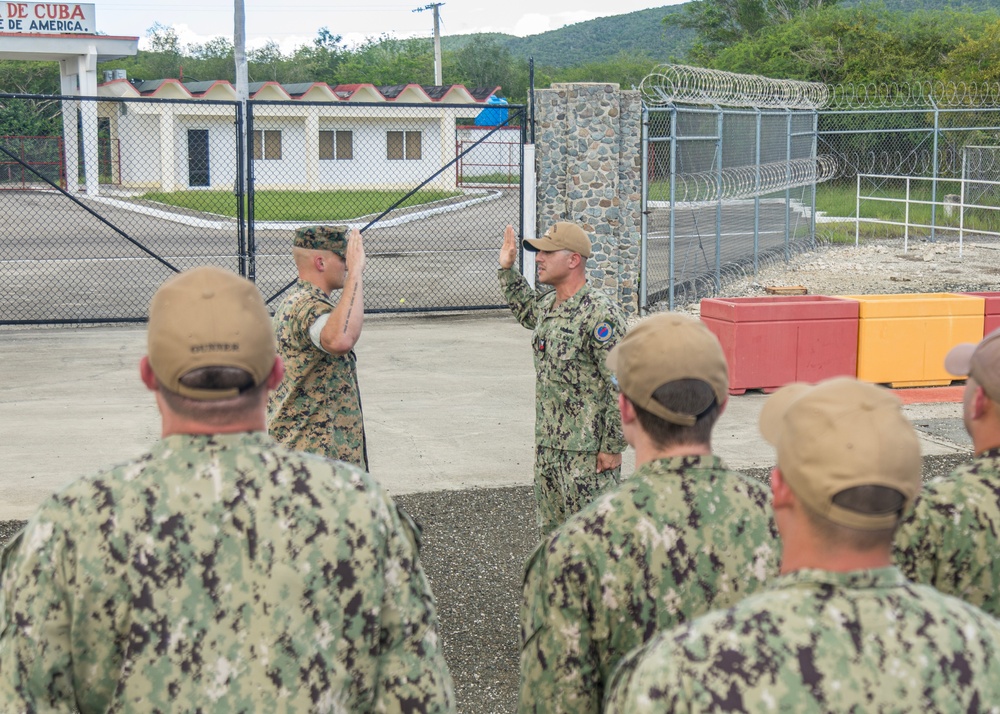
[474,96,509,127]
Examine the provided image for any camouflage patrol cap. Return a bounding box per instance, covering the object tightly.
[606,313,729,427]
[294,225,349,256]
[147,266,276,401]
[524,222,592,258]
[945,326,1000,401]
[760,377,922,531]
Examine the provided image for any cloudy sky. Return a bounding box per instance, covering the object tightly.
[92,0,682,54]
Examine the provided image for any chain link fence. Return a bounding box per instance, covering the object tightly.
[640,66,830,310]
[817,97,1000,244]
[0,93,524,324]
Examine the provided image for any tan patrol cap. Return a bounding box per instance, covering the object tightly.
[606,313,729,427]
[147,266,276,401]
[760,377,922,531]
[524,222,592,258]
[945,326,1000,400]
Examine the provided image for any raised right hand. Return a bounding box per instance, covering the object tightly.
[499,224,517,270]
[346,228,366,274]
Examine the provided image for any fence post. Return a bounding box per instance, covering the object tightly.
[785,108,792,262]
[669,104,678,311]
[235,103,247,279]
[753,107,762,274]
[640,105,649,313]
[714,105,723,292]
[855,173,861,247]
[246,104,256,284]
[930,100,940,243]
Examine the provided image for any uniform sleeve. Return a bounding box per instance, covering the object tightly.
[587,301,627,455]
[603,636,690,714]
[894,478,996,610]
[0,508,123,713]
[893,490,943,587]
[602,642,647,714]
[374,498,456,713]
[518,538,603,714]
[499,266,540,330]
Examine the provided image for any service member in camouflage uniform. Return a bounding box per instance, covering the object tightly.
[0,267,455,713]
[605,377,1000,713]
[268,225,368,468]
[498,222,627,536]
[895,327,1000,616]
[518,313,779,714]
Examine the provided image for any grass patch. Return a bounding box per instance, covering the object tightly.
[137,189,463,221]
[458,171,520,186]
[817,179,1000,233]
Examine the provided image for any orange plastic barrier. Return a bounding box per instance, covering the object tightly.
[838,293,985,388]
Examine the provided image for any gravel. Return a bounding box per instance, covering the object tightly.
[668,235,1000,314]
[1,234,995,713]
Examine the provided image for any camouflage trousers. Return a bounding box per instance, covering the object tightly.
[534,446,621,537]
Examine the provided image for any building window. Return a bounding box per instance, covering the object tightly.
[252,130,282,160]
[319,130,353,160]
[387,130,422,160]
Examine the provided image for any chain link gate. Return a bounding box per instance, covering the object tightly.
[0,92,524,324]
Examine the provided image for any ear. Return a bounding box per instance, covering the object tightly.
[972,385,992,420]
[139,356,159,392]
[313,252,326,272]
[266,356,285,390]
[770,467,792,508]
[618,392,636,425]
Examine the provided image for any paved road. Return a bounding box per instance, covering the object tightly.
[0,188,521,322]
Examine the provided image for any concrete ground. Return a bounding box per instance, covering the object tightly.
[0,311,971,520]
[0,313,975,713]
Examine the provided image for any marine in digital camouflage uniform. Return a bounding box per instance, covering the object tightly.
[518,314,779,714]
[895,327,1000,616]
[0,267,454,713]
[498,223,627,536]
[604,378,994,713]
[268,225,368,469]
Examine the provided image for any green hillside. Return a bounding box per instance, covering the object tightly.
[443,6,693,69]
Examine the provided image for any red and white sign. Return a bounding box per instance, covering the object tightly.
[1,3,96,34]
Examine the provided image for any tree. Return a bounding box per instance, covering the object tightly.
[291,28,346,85]
[669,0,843,62]
[334,35,434,86]
[249,40,284,82]
[187,36,235,83]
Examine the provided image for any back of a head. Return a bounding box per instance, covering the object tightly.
[147,266,276,405]
[607,312,729,446]
[760,377,922,539]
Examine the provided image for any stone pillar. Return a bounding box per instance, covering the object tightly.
[534,83,642,316]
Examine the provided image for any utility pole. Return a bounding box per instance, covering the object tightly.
[413,3,444,85]
[235,0,249,186]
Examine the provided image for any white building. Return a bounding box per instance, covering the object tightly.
[96,77,502,192]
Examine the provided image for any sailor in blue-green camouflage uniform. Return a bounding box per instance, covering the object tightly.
[896,327,1000,617]
[268,224,368,469]
[605,377,1000,714]
[518,313,779,714]
[498,222,627,536]
[0,267,455,713]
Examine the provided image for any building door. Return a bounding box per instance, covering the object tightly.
[187,129,210,187]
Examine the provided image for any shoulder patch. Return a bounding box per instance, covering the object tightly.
[593,321,614,343]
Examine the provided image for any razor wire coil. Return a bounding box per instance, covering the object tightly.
[655,156,838,204]
[640,64,829,109]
